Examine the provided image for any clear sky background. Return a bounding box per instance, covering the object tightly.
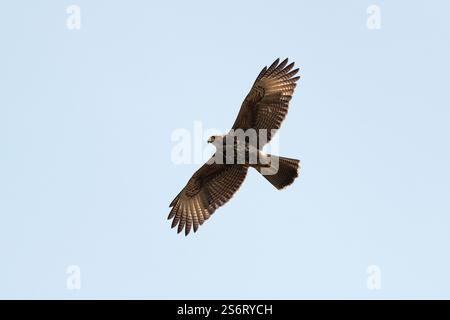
[1,1,449,299]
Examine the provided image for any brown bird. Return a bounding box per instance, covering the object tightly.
[168,58,301,235]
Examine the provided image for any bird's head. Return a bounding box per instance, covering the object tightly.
[207,135,218,144]
[208,135,227,148]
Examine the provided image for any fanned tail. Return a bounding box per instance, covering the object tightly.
[255,156,300,189]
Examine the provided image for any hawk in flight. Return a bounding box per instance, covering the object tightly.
[168,58,301,235]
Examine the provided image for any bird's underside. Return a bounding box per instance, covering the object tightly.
[168,58,301,235]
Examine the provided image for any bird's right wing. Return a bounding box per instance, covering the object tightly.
[168,160,248,235]
[231,58,300,145]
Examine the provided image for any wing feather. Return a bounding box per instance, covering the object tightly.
[168,160,248,235]
[231,58,300,146]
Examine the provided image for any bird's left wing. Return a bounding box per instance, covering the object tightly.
[230,58,300,145]
[168,160,248,235]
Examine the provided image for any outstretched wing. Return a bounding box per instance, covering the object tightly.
[168,160,248,236]
[231,58,300,145]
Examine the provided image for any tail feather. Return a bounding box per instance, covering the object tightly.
[255,156,300,189]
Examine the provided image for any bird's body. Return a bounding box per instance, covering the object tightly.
[168,58,301,235]
[208,134,270,167]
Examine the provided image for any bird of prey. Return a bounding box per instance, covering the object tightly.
[168,58,301,235]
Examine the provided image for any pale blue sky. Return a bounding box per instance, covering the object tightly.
[1,1,450,299]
